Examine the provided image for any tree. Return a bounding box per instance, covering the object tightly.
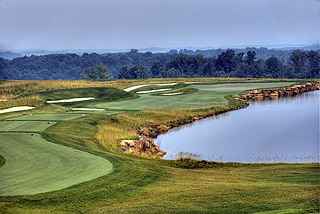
[166,68,181,78]
[306,50,320,78]
[265,56,282,78]
[81,65,111,79]
[150,61,164,78]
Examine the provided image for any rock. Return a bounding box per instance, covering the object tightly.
[156,151,167,157]
[149,124,158,128]
[158,125,169,132]
[140,127,149,136]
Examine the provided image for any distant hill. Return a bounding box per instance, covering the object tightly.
[0,51,22,60]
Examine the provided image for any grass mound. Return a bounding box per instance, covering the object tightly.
[35,87,138,108]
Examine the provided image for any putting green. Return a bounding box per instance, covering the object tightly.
[7,113,84,121]
[0,121,56,132]
[0,133,113,196]
[96,82,296,110]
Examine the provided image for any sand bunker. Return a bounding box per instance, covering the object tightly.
[160,92,183,96]
[136,89,171,94]
[0,106,35,114]
[47,97,95,103]
[124,83,178,92]
[71,108,105,111]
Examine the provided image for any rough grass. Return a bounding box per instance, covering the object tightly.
[0,95,45,110]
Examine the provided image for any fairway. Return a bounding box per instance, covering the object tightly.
[96,82,296,110]
[0,121,56,132]
[7,113,84,121]
[0,133,113,196]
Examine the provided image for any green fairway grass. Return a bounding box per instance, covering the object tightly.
[0,133,113,196]
[6,113,84,121]
[96,81,296,110]
[67,110,121,115]
[0,121,56,132]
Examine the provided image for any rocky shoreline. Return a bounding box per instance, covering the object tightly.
[233,82,320,101]
[120,82,319,158]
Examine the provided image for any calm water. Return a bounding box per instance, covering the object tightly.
[154,90,319,163]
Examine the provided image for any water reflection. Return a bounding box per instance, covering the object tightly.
[155,90,319,163]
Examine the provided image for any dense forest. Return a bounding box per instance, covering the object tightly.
[0,48,319,80]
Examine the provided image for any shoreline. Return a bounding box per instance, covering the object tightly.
[120,82,319,158]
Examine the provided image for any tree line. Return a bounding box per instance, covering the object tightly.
[118,49,320,79]
[0,48,319,80]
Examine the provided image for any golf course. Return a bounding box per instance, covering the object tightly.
[0,79,319,214]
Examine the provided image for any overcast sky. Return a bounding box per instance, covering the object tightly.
[0,0,319,51]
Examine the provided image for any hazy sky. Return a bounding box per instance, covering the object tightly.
[0,0,319,50]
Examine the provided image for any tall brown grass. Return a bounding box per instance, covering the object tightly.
[96,105,231,152]
[0,95,46,110]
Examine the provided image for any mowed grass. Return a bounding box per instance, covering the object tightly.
[7,113,84,121]
[97,82,296,110]
[0,133,113,196]
[0,121,56,132]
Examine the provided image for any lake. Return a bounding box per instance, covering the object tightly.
[154,90,319,163]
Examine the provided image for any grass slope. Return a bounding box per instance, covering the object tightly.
[0,133,113,196]
[97,82,296,110]
[35,87,138,108]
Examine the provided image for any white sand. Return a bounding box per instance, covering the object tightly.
[0,106,35,114]
[160,92,182,96]
[184,82,201,84]
[136,89,171,94]
[47,97,95,103]
[70,108,105,111]
[123,83,178,92]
